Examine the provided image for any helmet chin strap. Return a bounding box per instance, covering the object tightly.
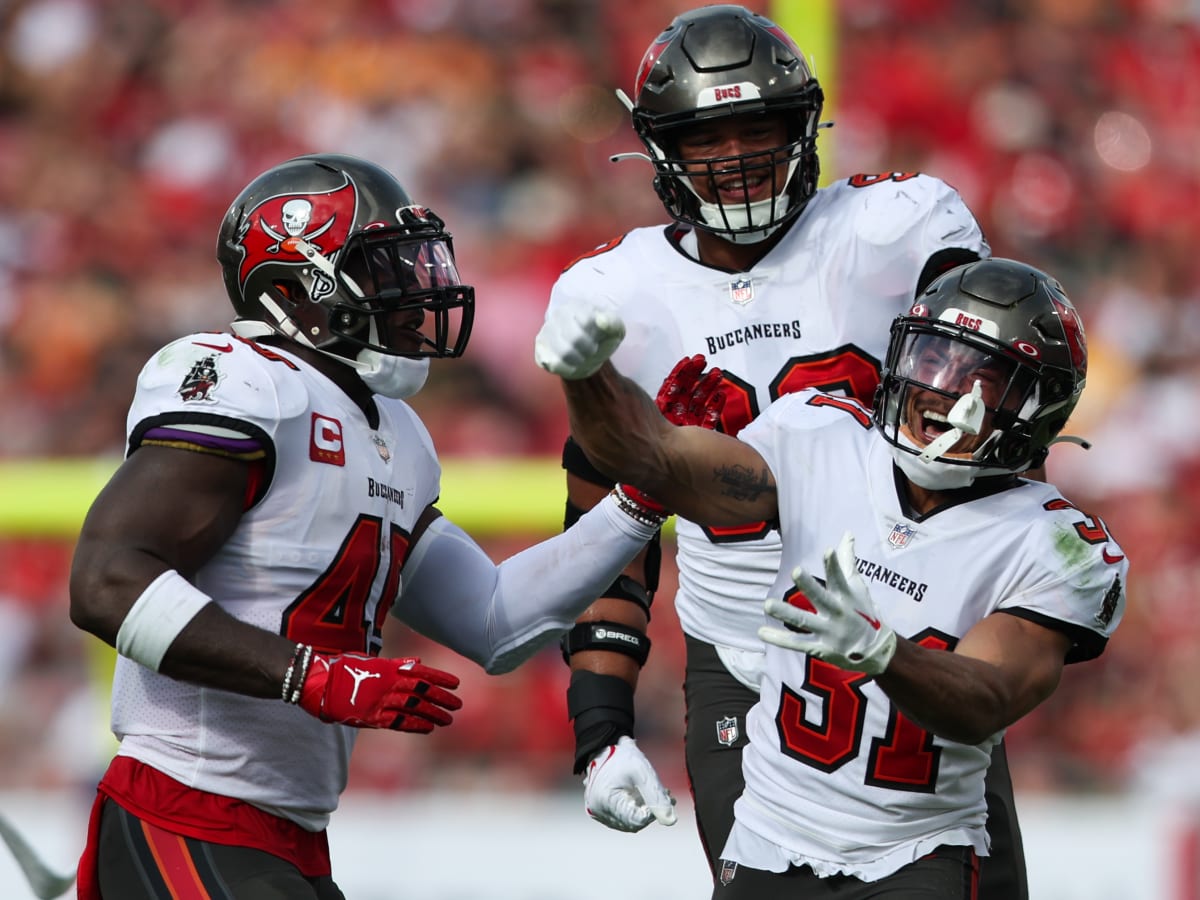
[344,315,429,399]
[893,433,979,491]
[349,350,429,399]
[241,277,429,400]
[893,380,991,491]
[918,380,985,462]
[685,157,801,245]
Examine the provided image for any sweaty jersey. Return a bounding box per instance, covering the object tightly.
[549,173,989,672]
[723,391,1127,880]
[112,333,440,830]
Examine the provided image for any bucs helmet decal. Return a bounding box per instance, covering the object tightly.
[233,180,357,288]
[217,154,475,368]
[1050,293,1088,374]
[633,32,673,99]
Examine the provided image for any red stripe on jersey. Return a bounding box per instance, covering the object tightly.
[139,820,212,900]
[561,235,625,272]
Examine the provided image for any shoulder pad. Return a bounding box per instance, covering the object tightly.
[761,389,874,434]
[828,173,986,254]
[131,333,312,432]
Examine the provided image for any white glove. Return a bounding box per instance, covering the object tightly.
[759,532,898,675]
[534,302,625,380]
[583,736,677,832]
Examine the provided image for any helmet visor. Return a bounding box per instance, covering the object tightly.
[896,333,1022,412]
[890,330,1036,459]
[335,229,474,358]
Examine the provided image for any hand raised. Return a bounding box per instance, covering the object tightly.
[534,302,626,380]
[655,354,725,430]
[759,532,897,675]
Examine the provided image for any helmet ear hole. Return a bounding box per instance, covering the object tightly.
[995,432,1031,469]
[334,309,364,338]
[270,280,304,305]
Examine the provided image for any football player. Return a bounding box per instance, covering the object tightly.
[68,154,670,900]
[544,5,1030,898]
[537,256,1126,898]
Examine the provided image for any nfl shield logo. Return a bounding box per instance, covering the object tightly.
[716,716,739,747]
[888,523,916,549]
[719,859,738,885]
[729,276,754,305]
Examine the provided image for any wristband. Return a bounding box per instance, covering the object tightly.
[598,489,663,541]
[115,569,212,672]
[567,670,636,774]
[610,484,666,530]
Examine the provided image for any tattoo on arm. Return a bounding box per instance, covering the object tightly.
[713,465,774,502]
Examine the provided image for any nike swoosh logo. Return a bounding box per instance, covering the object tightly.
[1102,549,1125,564]
[857,611,882,630]
[193,341,233,352]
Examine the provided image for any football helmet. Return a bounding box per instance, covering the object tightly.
[619,5,824,244]
[874,258,1088,489]
[217,154,474,389]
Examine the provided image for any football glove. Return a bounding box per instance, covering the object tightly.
[299,652,462,732]
[620,355,726,517]
[583,736,678,833]
[534,301,625,380]
[656,354,725,430]
[759,532,898,675]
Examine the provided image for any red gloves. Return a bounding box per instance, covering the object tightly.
[621,355,725,517]
[298,652,462,733]
[655,354,725,430]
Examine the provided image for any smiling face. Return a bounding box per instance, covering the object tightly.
[895,333,1026,457]
[671,112,792,207]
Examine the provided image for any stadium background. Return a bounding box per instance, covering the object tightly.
[0,0,1197,896]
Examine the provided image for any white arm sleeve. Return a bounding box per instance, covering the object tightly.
[394,492,657,674]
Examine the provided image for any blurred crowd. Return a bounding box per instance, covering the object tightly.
[0,0,1198,807]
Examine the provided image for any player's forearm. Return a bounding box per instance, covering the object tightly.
[876,638,1014,745]
[563,364,776,526]
[485,495,659,672]
[398,494,657,674]
[562,362,670,488]
[570,592,649,683]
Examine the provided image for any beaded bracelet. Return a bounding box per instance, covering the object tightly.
[288,644,314,705]
[611,484,667,529]
[280,643,305,703]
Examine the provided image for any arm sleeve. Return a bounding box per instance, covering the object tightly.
[395,493,657,673]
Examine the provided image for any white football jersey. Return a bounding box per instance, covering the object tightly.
[549,174,990,665]
[112,333,441,830]
[723,391,1127,880]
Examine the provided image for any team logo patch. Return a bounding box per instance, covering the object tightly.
[697,81,761,107]
[888,523,916,549]
[719,859,738,886]
[310,413,345,466]
[372,434,391,462]
[716,716,739,747]
[1097,573,1121,627]
[231,180,357,289]
[728,276,754,305]
[941,307,1000,338]
[178,354,220,402]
